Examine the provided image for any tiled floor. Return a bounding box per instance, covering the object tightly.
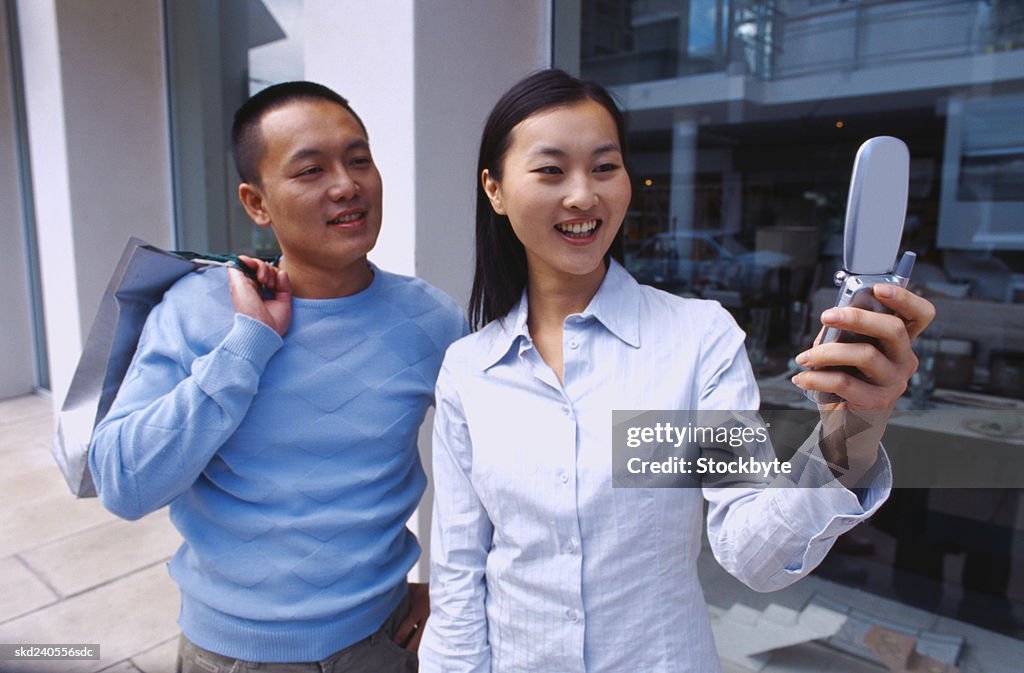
[0,394,181,673]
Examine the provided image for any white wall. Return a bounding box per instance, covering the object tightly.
[306,0,552,579]
[304,0,418,276]
[0,2,36,399]
[17,0,174,406]
[414,0,551,307]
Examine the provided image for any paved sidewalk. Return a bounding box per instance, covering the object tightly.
[0,394,181,673]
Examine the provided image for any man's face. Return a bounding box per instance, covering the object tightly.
[239,99,382,276]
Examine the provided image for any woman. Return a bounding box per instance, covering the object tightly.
[419,69,934,673]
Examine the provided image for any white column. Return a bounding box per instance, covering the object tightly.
[413,0,551,307]
[669,113,698,235]
[17,0,80,404]
[304,0,418,276]
[18,0,174,407]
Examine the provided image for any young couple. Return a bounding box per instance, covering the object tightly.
[91,71,934,673]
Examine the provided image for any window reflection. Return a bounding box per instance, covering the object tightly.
[567,0,1024,653]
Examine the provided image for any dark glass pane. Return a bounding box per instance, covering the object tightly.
[566,0,1024,650]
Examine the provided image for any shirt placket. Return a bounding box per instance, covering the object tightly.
[521,333,587,672]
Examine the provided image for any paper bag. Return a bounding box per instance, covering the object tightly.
[53,238,232,497]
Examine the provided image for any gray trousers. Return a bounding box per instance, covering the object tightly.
[176,594,416,673]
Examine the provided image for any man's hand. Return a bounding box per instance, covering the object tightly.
[228,255,292,337]
[790,284,936,485]
[393,582,429,652]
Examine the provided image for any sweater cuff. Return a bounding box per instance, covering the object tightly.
[221,314,284,371]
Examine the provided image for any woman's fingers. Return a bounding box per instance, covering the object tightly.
[872,283,936,342]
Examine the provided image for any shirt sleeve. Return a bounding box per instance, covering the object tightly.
[419,360,493,673]
[698,305,891,592]
[89,283,283,520]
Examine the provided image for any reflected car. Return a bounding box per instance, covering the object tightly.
[626,230,791,298]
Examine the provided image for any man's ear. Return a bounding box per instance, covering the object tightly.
[238,182,272,227]
[481,169,506,215]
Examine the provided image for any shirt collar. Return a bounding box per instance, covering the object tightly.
[583,259,642,348]
[478,258,641,371]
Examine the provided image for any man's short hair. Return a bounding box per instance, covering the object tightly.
[231,81,368,185]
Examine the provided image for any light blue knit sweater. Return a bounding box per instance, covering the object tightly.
[90,264,466,662]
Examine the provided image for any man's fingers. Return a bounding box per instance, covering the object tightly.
[227,266,256,297]
[405,623,424,651]
[228,267,263,318]
[228,265,291,336]
[393,620,413,646]
[236,256,284,292]
[236,254,259,270]
[393,615,423,649]
[397,581,430,651]
[275,269,291,300]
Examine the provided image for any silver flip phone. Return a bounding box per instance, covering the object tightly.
[806,136,916,405]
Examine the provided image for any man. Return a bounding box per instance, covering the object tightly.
[90,81,466,672]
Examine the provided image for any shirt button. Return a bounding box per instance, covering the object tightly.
[559,471,569,484]
[565,540,578,554]
[566,608,579,622]
[561,405,570,416]
[568,339,579,349]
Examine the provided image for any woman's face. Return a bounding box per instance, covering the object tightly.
[482,99,631,285]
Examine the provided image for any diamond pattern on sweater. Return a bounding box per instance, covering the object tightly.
[289,362,370,413]
[288,313,371,362]
[285,414,369,459]
[204,454,283,504]
[207,542,276,587]
[381,281,443,320]
[289,542,373,588]
[330,391,422,439]
[327,339,412,390]
[379,321,438,366]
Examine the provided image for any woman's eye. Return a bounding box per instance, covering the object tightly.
[533,166,563,175]
[594,163,620,173]
[351,156,373,167]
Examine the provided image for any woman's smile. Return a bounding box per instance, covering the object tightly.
[554,218,602,242]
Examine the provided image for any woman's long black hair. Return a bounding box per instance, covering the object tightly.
[468,69,628,331]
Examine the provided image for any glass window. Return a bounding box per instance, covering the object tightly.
[165,0,303,256]
[556,0,1024,658]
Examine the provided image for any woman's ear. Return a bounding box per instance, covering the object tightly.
[238,182,272,227]
[481,169,506,215]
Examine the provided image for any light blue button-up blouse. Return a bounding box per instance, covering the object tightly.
[420,260,890,673]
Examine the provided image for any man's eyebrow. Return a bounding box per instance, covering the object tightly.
[286,148,325,164]
[346,138,371,152]
[286,139,370,164]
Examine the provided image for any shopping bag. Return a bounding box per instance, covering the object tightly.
[52,238,252,497]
